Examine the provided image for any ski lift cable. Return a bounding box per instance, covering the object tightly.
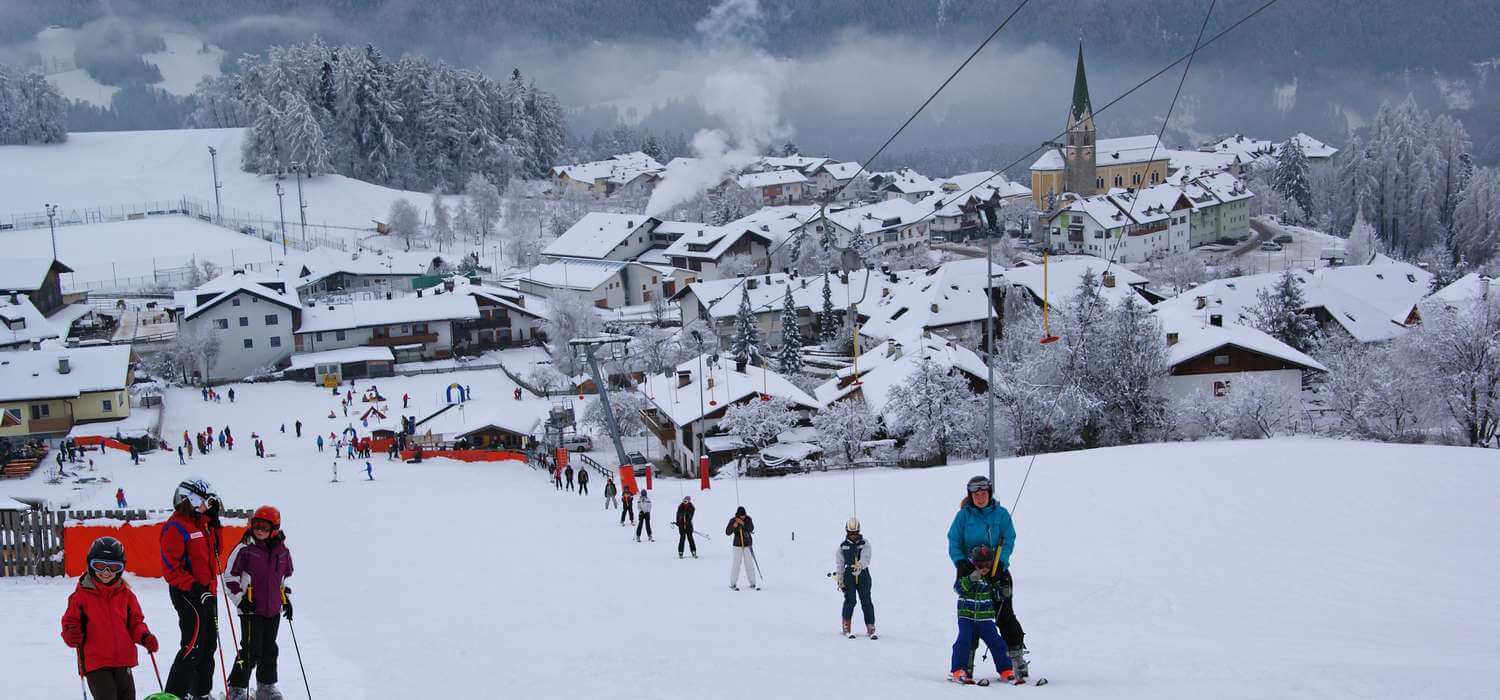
[1011,0,1219,516]
[704,0,1281,315]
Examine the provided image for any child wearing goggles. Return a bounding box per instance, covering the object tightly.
[61,536,160,699]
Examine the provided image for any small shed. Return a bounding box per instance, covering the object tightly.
[286,346,395,384]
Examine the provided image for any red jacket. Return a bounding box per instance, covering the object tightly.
[159,511,220,593]
[61,574,151,673]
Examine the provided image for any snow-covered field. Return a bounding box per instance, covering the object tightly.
[32,27,222,107]
[3,362,1497,698]
[0,129,445,234]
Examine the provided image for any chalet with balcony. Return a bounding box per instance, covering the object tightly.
[169,270,303,383]
[0,346,134,442]
[0,257,73,317]
[446,277,549,351]
[293,288,479,363]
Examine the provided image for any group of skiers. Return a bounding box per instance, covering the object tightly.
[62,479,296,700]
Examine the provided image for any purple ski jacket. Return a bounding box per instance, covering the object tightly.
[225,533,294,618]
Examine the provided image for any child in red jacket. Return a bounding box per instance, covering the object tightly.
[61,536,159,700]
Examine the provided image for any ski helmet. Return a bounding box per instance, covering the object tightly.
[966,475,992,495]
[968,544,994,568]
[251,505,281,531]
[845,517,861,533]
[173,478,216,509]
[87,536,125,567]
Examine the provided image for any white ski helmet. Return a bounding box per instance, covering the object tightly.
[173,478,216,509]
[846,517,861,533]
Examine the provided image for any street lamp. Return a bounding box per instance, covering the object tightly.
[291,161,308,245]
[44,203,59,261]
[275,183,287,256]
[207,146,223,224]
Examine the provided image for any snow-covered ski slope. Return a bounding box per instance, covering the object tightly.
[3,372,1497,698]
[0,129,438,233]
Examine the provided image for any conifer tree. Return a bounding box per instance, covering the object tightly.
[1247,269,1320,352]
[777,286,804,375]
[730,286,761,365]
[819,272,840,342]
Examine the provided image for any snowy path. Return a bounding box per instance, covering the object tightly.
[4,373,1499,698]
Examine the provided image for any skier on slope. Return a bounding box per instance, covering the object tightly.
[577,467,589,495]
[635,490,654,542]
[564,464,575,492]
[223,506,294,700]
[948,545,1011,685]
[161,479,224,700]
[946,475,1027,683]
[726,506,757,590]
[675,496,697,558]
[835,517,875,639]
[603,476,618,510]
[61,536,160,700]
[620,486,635,526]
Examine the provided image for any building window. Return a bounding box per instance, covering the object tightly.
[213,319,229,330]
[335,330,346,341]
[270,336,282,348]
[30,403,50,419]
[1096,177,1104,189]
[244,338,254,349]
[265,314,279,325]
[102,399,113,412]
[315,332,324,341]
[1213,355,1229,366]
[232,298,241,306]
[239,317,249,327]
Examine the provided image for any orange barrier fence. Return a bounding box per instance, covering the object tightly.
[398,449,527,463]
[64,520,248,578]
[72,436,133,453]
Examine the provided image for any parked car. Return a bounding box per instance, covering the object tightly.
[625,450,652,477]
[1273,234,1294,244]
[547,434,593,452]
[1259,241,1283,251]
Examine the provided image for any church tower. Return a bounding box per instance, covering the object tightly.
[1063,43,1097,197]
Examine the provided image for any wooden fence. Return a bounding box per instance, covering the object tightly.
[0,507,252,578]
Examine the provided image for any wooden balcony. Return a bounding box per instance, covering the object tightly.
[27,416,74,434]
[368,332,438,347]
[640,407,675,442]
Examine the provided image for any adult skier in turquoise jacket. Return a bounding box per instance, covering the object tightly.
[946,475,1029,683]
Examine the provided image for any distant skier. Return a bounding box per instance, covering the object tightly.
[564,465,575,492]
[365,461,374,481]
[620,486,635,525]
[224,506,294,700]
[316,435,324,453]
[129,444,139,465]
[603,476,618,510]
[61,536,159,700]
[675,496,697,558]
[835,518,875,638]
[635,490,654,542]
[947,475,1026,683]
[115,488,127,508]
[294,420,302,438]
[577,467,589,495]
[726,506,757,590]
[402,393,410,409]
[227,387,235,403]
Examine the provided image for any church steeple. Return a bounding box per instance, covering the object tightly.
[1063,42,1097,197]
[1070,43,1092,123]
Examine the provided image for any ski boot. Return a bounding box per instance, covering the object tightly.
[227,689,251,700]
[1007,647,1030,684]
[678,552,684,559]
[866,624,878,640]
[949,670,976,685]
[691,552,698,558]
[730,584,740,591]
[256,684,285,700]
[842,619,852,637]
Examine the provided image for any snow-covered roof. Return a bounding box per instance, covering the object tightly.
[728,205,819,243]
[825,198,927,235]
[1206,134,1276,162]
[815,161,863,181]
[0,345,132,402]
[0,293,65,347]
[638,355,819,427]
[736,170,808,189]
[662,225,770,262]
[878,169,939,195]
[551,151,664,185]
[860,259,997,341]
[1426,273,1499,309]
[1000,255,1151,307]
[1031,135,1166,171]
[447,278,548,320]
[1166,149,1241,173]
[173,270,301,320]
[682,269,918,320]
[1156,308,1326,372]
[1155,260,1433,343]
[522,258,627,292]
[1282,133,1339,160]
[287,346,394,370]
[543,213,658,259]
[416,402,543,439]
[758,155,830,174]
[296,292,479,334]
[816,332,987,415]
[272,247,434,287]
[0,257,71,292]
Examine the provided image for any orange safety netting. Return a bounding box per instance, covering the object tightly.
[72,436,133,453]
[64,520,249,578]
[398,449,526,463]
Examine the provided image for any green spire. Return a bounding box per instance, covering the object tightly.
[1070,43,1092,122]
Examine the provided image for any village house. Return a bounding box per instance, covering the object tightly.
[998,255,1162,320]
[812,198,931,257]
[1041,184,1192,263]
[878,169,940,203]
[808,161,865,200]
[674,269,916,349]
[549,152,664,199]
[0,345,134,441]
[1169,169,1256,246]
[542,212,663,262]
[517,258,631,309]
[446,277,549,351]
[1156,308,1327,402]
[920,173,1032,243]
[727,170,809,206]
[858,259,998,343]
[1,293,66,350]
[283,346,395,385]
[637,355,820,476]
[817,333,989,422]
[661,225,775,280]
[293,289,480,363]
[264,247,438,301]
[169,270,303,382]
[0,257,73,317]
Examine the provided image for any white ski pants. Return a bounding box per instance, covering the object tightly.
[730,546,757,587]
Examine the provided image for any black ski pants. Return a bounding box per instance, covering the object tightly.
[165,586,219,698]
[229,613,280,687]
[841,569,875,625]
[85,667,135,700]
[636,511,653,538]
[620,502,634,524]
[579,480,589,495]
[678,525,697,555]
[565,474,574,491]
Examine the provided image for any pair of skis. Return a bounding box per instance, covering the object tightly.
[949,674,1049,687]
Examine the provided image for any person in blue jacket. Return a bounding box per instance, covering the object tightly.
[946,475,1028,683]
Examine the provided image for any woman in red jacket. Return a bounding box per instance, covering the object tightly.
[160,478,223,700]
[61,536,159,699]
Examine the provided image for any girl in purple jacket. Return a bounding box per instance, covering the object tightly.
[224,505,295,700]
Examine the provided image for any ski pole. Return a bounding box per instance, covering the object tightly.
[748,545,765,583]
[287,617,313,699]
[76,648,86,700]
[149,650,164,690]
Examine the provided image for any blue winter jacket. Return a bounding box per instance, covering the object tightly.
[947,499,1016,569]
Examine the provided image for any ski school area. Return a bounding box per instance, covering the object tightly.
[2,361,1499,698]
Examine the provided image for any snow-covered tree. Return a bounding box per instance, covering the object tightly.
[818,272,841,343]
[1095,295,1171,445]
[776,286,804,375]
[1272,137,1313,220]
[280,91,331,175]
[386,198,423,251]
[814,397,877,466]
[453,198,477,243]
[1411,294,1500,446]
[1151,251,1209,294]
[241,96,285,175]
[0,65,67,145]
[429,190,454,252]
[886,357,985,464]
[465,173,502,244]
[583,388,646,438]
[545,294,604,377]
[1246,270,1320,353]
[1449,167,1500,267]
[716,253,762,279]
[1177,373,1303,439]
[720,396,798,457]
[730,286,761,365]
[1345,211,1380,265]
[1316,333,1429,442]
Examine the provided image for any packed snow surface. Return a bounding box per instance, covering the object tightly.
[2,367,1497,698]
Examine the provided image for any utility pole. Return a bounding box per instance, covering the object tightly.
[207,146,223,224]
[275,183,288,256]
[984,219,996,485]
[292,161,308,246]
[690,330,708,478]
[44,203,59,261]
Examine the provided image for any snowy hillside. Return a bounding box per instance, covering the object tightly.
[33,27,223,107]
[0,129,444,234]
[3,363,1497,700]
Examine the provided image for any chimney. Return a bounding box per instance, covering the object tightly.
[1102,272,1116,288]
[677,370,692,388]
[627,220,634,228]
[1209,314,1223,327]
[386,292,393,300]
[747,278,758,290]
[1166,332,1179,346]
[1195,296,1207,310]
[734,359,747,373]
[58,355,71,374]
[930,303,940,313]
[7,292,16,304]
[889,340,903,359]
